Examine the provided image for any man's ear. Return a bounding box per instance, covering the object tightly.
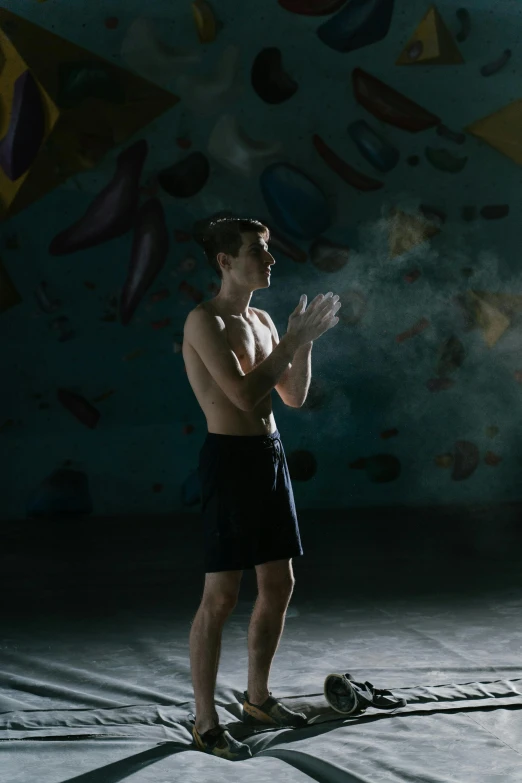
[216,251,228,272]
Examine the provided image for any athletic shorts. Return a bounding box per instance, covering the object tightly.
[197,429,303,573]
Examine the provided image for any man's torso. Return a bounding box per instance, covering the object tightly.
[182,300,277,435]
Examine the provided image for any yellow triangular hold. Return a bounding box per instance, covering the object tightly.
[0,7,178,220]
[388,209,440,258]
[467,291,511,348]
[466,101,522,165]
[473,291,522,320]
[396,5,464,65]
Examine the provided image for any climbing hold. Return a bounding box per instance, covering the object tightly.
[260,162,331,239]
[407,155,420,166]
[451,440,479,481]
[251,47,298,104]
[458,290,518,348]
[310,237,350,272]
[480,204,509,220]
[437,124,466,144]
[484,451,502,466]
[486,425,499,438]
[120,199,169,325]
[317,0,395,54]
[455,7,471,42]
[395,317,430,343]
[278,0,347,15]
[56,62,125,108]
[419,204,446,223]
[388,208,440,257]
[0,70,45,181]
[352,68,441,132]
[466,101,522,165]
[435,453,454,468]
[158,152,210,198]
[176,44,240,115]
[192,0,219,43]
[50,315,75,342]
[176,136,192,149]
[436,335,464,376]
[57,389,101,429]
[425,146,468,172]
[179,280,204,303]
[404,269,421,284]
[480,49,511,77]
[105,17,119,30]
[347,119,399,172]
[207,115,281,177]
[396,4,464,65]
[349,454,401,483]
[49,139,148,255]
[313,133,384,191]
[121,18,200,83]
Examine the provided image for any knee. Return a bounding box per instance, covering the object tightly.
[258,578,295,604]
[202,593,238,616]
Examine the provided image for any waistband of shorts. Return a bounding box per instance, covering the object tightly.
[204,429,280,447]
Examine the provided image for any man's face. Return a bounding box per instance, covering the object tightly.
[234,231,275,284]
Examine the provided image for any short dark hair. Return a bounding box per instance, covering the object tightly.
[193,213,269,279]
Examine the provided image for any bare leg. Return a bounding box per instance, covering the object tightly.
[189,602,232,733]
[247,592,292,704]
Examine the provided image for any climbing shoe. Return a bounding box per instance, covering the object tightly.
[242,691,308,728]
[192,723,252,761]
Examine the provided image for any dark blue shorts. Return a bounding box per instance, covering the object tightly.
[198,429,303,573]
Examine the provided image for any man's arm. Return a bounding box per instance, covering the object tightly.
[256,310,312,408]
[184,307,301,412]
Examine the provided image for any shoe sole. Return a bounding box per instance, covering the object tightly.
[324,673,360,715]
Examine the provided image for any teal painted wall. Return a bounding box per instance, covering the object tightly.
[2,0,522,519]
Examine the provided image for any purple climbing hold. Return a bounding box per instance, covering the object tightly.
[480,49,512,77]
[57,389,101,429]
[49,139,148,255]
[480,204,509,220]
[158,152,210,198]
[455,8,471,42]
[317,0,395,54]
[0,70,45,181]
[251,48,298,104]
[120,198,170,325]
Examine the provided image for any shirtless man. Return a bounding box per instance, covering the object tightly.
[182,215,341,760]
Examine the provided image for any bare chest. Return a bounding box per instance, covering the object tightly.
[224,313,273,373]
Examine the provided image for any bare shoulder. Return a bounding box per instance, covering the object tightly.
[250,306,270,324]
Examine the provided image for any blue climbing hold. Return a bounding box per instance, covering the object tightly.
[260,162,331,239]
[317,0,395,54]
[348,119,399,172]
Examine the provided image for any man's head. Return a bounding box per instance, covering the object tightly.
[193,216,274,286]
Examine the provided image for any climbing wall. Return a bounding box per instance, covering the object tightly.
[1,0,521,519]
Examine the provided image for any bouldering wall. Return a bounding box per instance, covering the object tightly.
[1,0,522,519]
